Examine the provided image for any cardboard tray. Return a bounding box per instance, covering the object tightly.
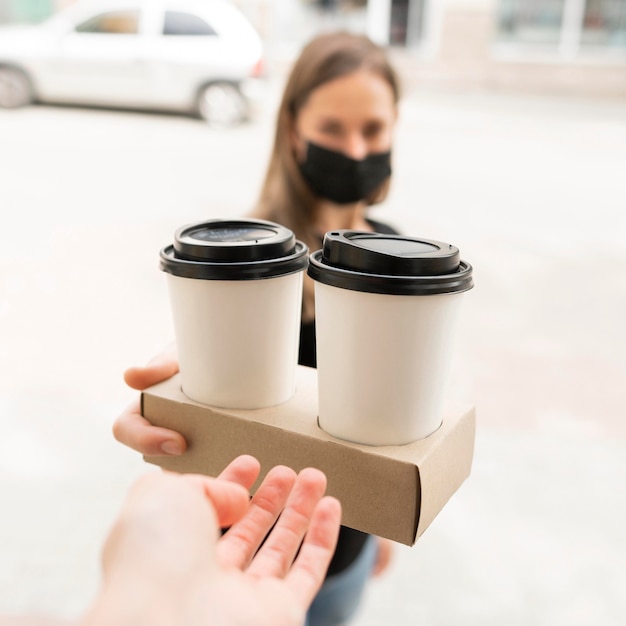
[142,365,475,546]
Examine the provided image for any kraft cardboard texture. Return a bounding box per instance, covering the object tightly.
[142,365,475,546]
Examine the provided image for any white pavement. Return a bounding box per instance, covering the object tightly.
[0,76,625,625]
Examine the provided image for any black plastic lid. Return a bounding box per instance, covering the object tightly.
[161,218,309,280]
[307,230,473,295]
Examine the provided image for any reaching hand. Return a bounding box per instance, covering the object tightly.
[83,456,341,626]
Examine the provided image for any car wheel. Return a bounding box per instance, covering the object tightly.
[197,82,249,127]
[0,67,33,109]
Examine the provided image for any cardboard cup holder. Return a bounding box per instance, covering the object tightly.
[142,365,475,546]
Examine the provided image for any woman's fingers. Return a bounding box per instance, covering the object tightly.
[116,347,184,455]
[112,399,187,456]
[123,347,179,391]
[246,468,328,579]
[371,537,394,577]
[217,465,297,569]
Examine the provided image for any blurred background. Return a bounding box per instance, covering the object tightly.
[2,0,626,99]
[1,1,625,625]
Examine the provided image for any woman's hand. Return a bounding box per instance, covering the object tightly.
[113,347,186,456]
[372,537,394,577]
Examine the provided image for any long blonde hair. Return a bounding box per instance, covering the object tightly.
[251,31,400,320]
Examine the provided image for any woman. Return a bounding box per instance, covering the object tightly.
[252,30,400,367]
[115,31,401,626]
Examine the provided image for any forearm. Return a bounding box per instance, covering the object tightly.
[79,579,189,626]
[82,596,162,626]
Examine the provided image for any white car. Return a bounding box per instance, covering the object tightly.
[0,0,264,125]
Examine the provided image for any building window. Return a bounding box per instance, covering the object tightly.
[498,0,565,45]
[497,0,626,51]
[581,0,626,46]
[390,0,426,47]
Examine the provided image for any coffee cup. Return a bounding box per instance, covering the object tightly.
[160,218,308,409]
[308,230,473,446]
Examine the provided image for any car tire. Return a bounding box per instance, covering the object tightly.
[196,82,249,127]
[0,66,33,109]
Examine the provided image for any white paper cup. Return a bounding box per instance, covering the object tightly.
[160,219,308,409]
[308,231,473,446]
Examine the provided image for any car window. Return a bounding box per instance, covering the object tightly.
[75,11,140,34]
[163,11,216,36]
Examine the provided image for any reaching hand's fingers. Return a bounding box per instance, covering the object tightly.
[217,465,297,569]
[284,495,342,608]
[112,399,187,456]
[217,455,262,490]
[246,468,327,579]
[124,348,179,391]
[182,474,250,528]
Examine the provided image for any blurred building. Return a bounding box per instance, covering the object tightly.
[1,0,624,98]
[248,0,626,100]
[0,0,55,22]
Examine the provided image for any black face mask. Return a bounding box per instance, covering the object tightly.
[298,141,392,205]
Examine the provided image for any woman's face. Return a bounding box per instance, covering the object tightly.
[292,70,397,162]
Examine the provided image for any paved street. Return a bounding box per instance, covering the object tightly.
[1,75,625,625]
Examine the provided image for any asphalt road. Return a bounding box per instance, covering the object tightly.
[1,81,625,625]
